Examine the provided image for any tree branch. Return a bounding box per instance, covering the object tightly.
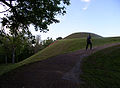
[0,2,5,6]
[0,0,14,9]
[0,0,18,21]
[0,8,10,13]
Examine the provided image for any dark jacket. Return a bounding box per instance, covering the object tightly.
[87,35,91,43]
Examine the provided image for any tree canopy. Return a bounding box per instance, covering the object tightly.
[0,0,70,34]
[0,0,70,64]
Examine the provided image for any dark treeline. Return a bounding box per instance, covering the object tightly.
[0,33,60,64]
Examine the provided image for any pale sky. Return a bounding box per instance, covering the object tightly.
[0,0,120,40]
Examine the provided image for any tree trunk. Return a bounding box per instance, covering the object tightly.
[12,48,15,64]
[5,55,7,64]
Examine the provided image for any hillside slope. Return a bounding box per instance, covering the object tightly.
[16,37,120,65]
[1,42,120,88]
[64,32,102,39]
[0,37,120,76]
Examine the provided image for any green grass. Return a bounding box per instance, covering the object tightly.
[80,44,120,88]
[64,32,102,39]
[0,37,120,76]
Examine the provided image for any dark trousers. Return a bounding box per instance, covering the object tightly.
[86,42,92,50]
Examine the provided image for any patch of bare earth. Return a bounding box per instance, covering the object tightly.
[0,43,120,88]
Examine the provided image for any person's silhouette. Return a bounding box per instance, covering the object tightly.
[86,34,92,50]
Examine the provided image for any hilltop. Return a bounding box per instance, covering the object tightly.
[64,32,102,39]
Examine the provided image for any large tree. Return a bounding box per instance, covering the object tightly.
[0,0,70,33]
[0,31,35,64]
[0,0,70,63]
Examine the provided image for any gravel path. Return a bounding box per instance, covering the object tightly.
[0,43,120,88]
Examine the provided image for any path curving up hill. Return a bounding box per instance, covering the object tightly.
[0,43,120,88]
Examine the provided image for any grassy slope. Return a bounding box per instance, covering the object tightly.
[64,32,102,39]
[80,44,120,88]
[0,37,120,76]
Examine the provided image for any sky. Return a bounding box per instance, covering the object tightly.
[35,0,120,40]
[0,0,120,40]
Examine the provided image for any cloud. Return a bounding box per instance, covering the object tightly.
[81,0,91,10]
[83,3,90,10]
[81,0,91,3]
[83,6,88,10]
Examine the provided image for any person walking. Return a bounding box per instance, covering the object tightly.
[86,33,92,50]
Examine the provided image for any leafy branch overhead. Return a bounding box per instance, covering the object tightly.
[0,0,70,33]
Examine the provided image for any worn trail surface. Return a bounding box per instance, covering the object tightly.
[0,43,120,88]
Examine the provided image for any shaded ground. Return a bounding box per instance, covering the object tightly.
[0,43,120,88]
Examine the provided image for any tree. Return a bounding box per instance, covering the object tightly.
[36,35,41,45]
[0,32,35,63]
[0,0,70,64]
[56,37,62,40]
[34,35,43,53]
[0,36,10,64]
[42,37,54,48]
[0,0,70,34]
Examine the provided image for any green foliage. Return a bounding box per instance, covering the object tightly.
[0,33,35,63]
[80,45,120,88]
[56,37,62,40]
[34,37,54,53]
[0,0,70,33]
[42,37,54,48]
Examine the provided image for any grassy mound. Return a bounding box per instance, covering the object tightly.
[64,32,102,39]
[0,37,120,76]
[80,44,120,88]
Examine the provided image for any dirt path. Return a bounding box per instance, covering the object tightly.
[0,43,120,88]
